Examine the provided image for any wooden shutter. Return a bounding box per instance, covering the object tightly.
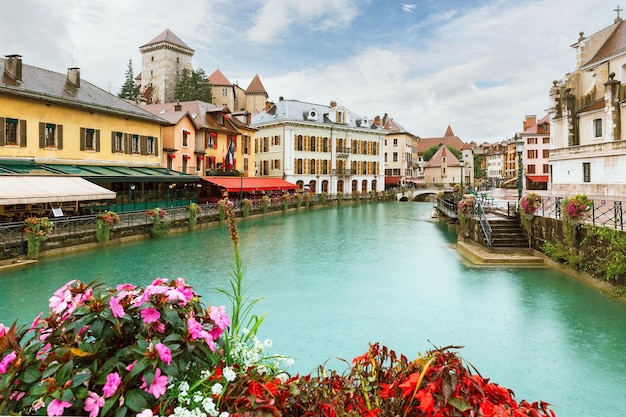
[95,130,100,152]
[0,118,4,145]
[154,137,158,156]
[111,132,116,153]
[20,120,27,147]
[39,122,45,148]
[57,125,63,149]
[80,128,86,150]
[140,135,147,155]
[124,133,130,154]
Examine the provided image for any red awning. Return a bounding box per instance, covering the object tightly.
[201,177,298,192]
[385,176,402,185]
[527,175,549,183]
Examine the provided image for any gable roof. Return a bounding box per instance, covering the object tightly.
[418,125,466,153]
[0,57,166,124]
[140,28,193,51]
[584,19,626,68]
[246,74,268,95]
[142,100,239,134]
[207,69,231,86]
[424,144,462,168]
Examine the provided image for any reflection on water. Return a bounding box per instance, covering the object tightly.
[1,202,625,417]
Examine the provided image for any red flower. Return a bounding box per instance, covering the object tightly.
[399,372,420,398]
[416,389,435,414]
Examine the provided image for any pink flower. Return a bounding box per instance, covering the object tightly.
[126,360,137,372]
[152,321,165,333]
[140,367,168,399]
[47,399,72,416]
[154,343,172,365]
[137,410,154,417]
[151,278,168,286]
[0,351,17,374]
[30,313,43,330]
[0,323,8,337]
[109,297,125,318]
[103,372,122,398]
[209,305,231,330]
[84,391,105,417]
[36,343,51,360]
[49,287,72,314]
[140,308,160,324]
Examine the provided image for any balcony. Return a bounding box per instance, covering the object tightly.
[336,147,350,158]
[550,139,626,159]
[332,169,352,176]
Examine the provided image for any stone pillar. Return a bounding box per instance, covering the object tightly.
[604,72,621,142]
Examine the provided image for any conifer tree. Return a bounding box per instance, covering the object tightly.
[118,59,140,100]
[174,67,213,103]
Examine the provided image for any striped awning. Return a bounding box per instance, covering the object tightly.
[0,176,116,205]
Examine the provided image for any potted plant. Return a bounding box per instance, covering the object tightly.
[95,211,121,244]
[22,217,54,259]
[519,193,542,237]
[187,203,201,230]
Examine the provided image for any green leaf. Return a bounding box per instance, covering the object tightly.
[91,318,105,338]
[28,383,48,396]
[163,333,183,343]
[126,357,151,383]
[115,405,129,417]
[71,369,92,387]
[42,362,62,378]
[56,359,74,385]
[449,397,472,412]
[101,393,121,417]
[20,366,42,384]
[124,389,148,412]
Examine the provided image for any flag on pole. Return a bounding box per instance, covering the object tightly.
[227,137,235,170]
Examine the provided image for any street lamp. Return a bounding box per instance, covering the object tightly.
[459,157,463,195]
[515,135,524,203]
[130,184,136,211]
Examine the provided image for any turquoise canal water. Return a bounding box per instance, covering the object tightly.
[1,202,625,416]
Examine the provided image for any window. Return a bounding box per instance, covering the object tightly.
[527,137,537,144]
[543,164,549,174]
[393,138,398,147]
[593,118,602,138]
[2,118,26,146]
[146,137,155,155]
[583,162,591,182]
[221,88,228,97]
[384,153,388,163]
[113,132,124,152]
[196,156,202,172]
[543,137,550,144]
[296,135,303,151]
[527,164,536,174]
[131,134,139,153]
[543,149,550,158]
[39,122,63,149]
[243,135,250,154]
[80,128,99,151]
[527,149,537,159]
[182,129,189,147]
[310,136,316,151]
[393,152,398,162]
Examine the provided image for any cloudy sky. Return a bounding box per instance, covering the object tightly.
[2,0,622,142]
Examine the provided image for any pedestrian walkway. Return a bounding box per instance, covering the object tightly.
[456,239,544,265]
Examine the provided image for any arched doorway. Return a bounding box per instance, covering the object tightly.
[337,180,344,193]
[351,180,358,193]
[309,180,317,193]
[361,180,368,194]
[322,180,329,194]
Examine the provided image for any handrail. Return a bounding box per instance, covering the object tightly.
[474,201,493,249]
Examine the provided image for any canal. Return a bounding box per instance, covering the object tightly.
[0,202,625,416]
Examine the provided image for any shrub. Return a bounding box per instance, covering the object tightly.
[561,194,592,246]
[147,207,168,237]
[23,216,54,259]
[261,195,270,214]
[96,211,121,244]
[519,193,541,237]
[241,199,251,218]
[187,203,201,230]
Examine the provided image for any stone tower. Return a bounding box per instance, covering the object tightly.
[139,29,194,104]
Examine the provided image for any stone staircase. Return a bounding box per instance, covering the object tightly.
[481,218,530,249]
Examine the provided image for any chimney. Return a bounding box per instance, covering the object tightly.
[4,54,23,81]
[382,113,388,126]
[330,100,337,108]
[174,102,182,111]
[67,67,80,87]
[265,100,274,111]
[374,115,381,126]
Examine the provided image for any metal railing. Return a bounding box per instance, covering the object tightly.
[474,201,493,249]
[536,196,624,231]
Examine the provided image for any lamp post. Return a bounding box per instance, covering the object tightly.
[130,184,136,211]
[515,135,524,203]
[459,157,463,196]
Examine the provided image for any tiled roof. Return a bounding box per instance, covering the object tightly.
[0,57,166,124]
[584,19,626,68]
[207,69,231,86]
[251,98,384,131]
[246,74,267,94]
[142,100,239,134]
[418,125,466,153]
[140,28,193,51]
[424,144,461,168]
[577,98,605,113]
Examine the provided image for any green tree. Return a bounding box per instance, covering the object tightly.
[474,154,486,178]
[118,59,140,100]
[174,67,213,102]
[422,144,461,161]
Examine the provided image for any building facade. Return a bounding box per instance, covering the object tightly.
[519,114,551,190]
[548,13,626,197]
[251,99,385,194]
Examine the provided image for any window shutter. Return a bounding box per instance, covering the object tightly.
[111,132,116,153]
[154,137,159,156]
[0,118,4,145]
[80,128,86,150]
[20,120,27,147]
[95,130,100,152]
[57,125,63,149]
[39,122,45,148]
[140,135,147,155]
[124,133,130,154]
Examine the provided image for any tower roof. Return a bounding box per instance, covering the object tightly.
[245,74,267,94]
[207,69,232,86]
[140,28,193,51]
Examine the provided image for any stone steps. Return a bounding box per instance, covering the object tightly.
[481,219,529,249]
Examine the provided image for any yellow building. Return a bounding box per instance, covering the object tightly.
[0,55,199,220]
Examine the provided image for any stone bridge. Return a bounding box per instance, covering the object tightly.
[396,189,443,202]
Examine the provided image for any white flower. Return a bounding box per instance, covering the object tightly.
[137,409,154,417]
[211,383,223,396]
[223,367,236,382]
[219,413,229,417]
[178,381,190,394]
[200,369,212,379]
[263,339,272,348]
